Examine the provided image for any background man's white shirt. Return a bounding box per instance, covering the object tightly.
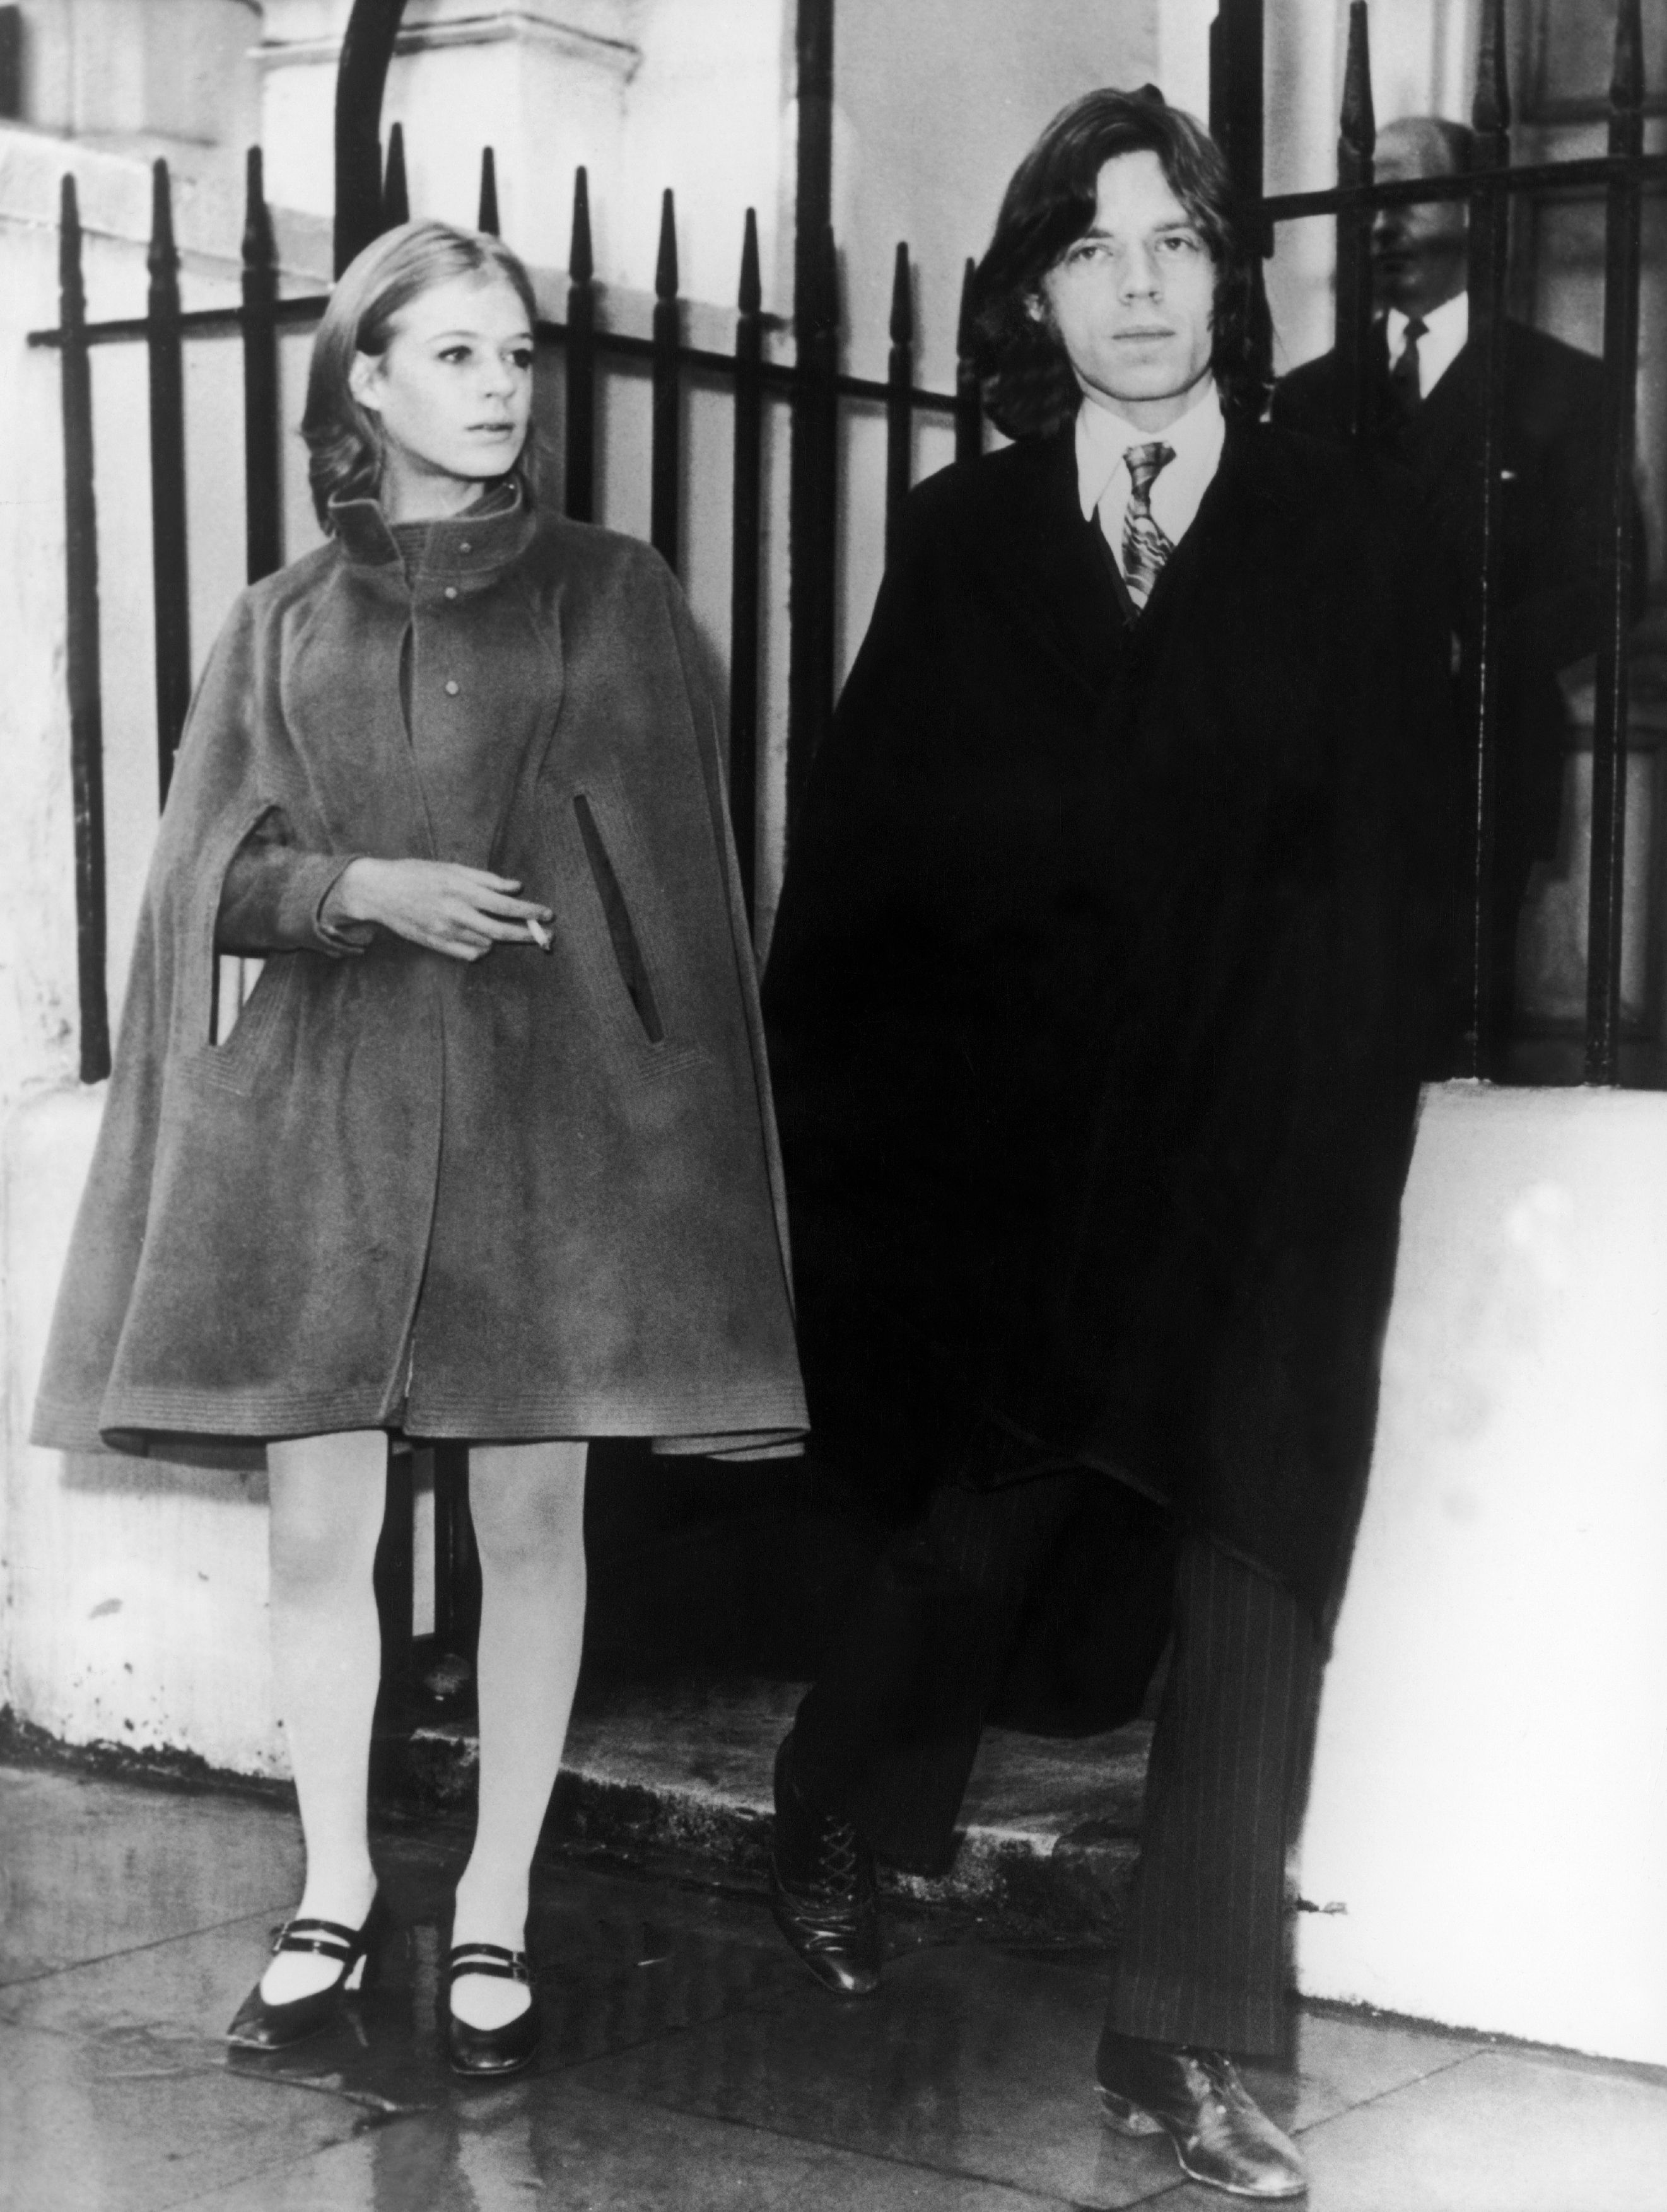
[1386,291,1469,399]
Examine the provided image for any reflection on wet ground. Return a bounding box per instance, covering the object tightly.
[4,1764,1667,2210]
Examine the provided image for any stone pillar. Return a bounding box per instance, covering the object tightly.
[10,0,260,171]
[254,0,792,303]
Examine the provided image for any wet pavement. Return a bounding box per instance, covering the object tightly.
[4,1763,1667,2211]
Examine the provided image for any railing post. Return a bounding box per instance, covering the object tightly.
[382,120,409,226]
[146,160,191,808]
[651,189,682,573]
[1334,0,1376,441]
[431,1443,481,1704]
[793,0,833,363]
[1585,0,1645,1084]
[373,1441,415,1703]
[954,257,982,465]
[884,242,913,559]
[787,0,838,834]
[787,220,840,832]
[58,175,110,1085]
[728,208,764,923]
[1208,0,1265,209]
[1463,0,1511,1078]
[334,0,406,275]
[564,168,596,523]
[477,146,500,235]
[241,148,282,586]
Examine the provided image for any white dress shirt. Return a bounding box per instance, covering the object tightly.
[1075,380,1227,583]
[1386,289,1468,399]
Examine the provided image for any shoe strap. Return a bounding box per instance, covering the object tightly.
[448,1942,532,1986]
[272,1915,365,1962]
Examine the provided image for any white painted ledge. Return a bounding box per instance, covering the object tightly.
[2,1083,283,1778]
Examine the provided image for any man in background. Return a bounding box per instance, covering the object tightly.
[1273,115,1646,1048]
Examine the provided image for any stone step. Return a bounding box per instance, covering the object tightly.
[390,1674,1150,1942]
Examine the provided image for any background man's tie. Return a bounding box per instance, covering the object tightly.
[1121,442,1177,608]
[1389,315,1427,421]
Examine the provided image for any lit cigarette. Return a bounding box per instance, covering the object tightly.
[525,916,553,952]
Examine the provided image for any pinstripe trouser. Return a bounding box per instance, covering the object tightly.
[790,1473,1319,2057]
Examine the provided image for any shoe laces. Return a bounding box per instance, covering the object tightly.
[804,1813,868,1905]
[1186,2049,1256,2108]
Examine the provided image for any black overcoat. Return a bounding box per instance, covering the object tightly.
[763,421,1455,1626]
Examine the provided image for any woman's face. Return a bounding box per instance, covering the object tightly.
[349,271,534,520]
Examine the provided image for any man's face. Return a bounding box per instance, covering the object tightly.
[1037,149,1217,429]
[1371,122,1468,317]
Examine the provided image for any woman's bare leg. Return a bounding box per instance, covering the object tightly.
[449,1440,587,2029]
[260,1429,388,2003]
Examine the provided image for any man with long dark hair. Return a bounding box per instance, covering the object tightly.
[763,88,1454,2200]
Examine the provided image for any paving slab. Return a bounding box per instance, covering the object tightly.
[5,1766,1667,2212]
[0,1769,300,1989]
[179,2083,1072,2212]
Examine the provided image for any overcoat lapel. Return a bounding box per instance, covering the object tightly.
[974,431,1128,699]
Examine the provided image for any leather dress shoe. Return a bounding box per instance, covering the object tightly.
[1096,2029,1307,2199]
[226,1895,385,2051]
[768,1735,881,1997]
[445,1942,541,2079]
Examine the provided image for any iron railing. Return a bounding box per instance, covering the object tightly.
[32,142,983,1075]
[1211,0,1663,1080]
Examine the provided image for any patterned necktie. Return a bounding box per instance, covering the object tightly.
[1389,315,1426,421]
[1121,442,1177,609]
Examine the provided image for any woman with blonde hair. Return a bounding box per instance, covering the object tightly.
[33,219,805,2077]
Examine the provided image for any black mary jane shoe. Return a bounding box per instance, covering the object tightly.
[445,1943,542,2079]
[226,1898,384,2051]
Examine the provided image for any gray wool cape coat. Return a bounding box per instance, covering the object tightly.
[33,491,808,1468]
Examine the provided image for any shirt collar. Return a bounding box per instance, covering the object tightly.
[1075,380,1225,520]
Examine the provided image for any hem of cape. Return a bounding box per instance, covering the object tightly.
[404,1383,810,1439]
[35,1383,809,1456]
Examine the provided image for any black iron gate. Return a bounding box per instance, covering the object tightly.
[1210,0,1661,1081]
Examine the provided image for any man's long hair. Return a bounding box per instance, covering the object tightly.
[971,86,1272,440]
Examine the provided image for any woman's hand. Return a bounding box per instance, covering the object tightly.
[330,859,553,962]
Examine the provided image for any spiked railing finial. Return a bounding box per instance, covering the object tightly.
[655,188,679,301]
[1339,0,1376,174]
[739,207,761,317]
[568,166,593,286]
[889,242,913,349]
[382,121,409,226]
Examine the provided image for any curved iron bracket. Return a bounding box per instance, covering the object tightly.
[335,0,407,276]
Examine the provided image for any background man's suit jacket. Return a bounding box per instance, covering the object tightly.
[1273,317,1647,878]
[763,422,1456,1636]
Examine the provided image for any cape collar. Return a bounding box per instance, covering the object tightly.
[327,480,537,581]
